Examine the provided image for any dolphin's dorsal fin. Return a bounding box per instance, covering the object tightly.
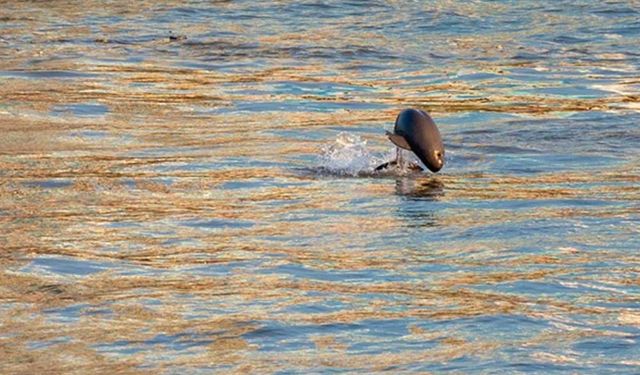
[385,131,411,150]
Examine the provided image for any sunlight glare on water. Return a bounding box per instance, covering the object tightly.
[0,0,639,373]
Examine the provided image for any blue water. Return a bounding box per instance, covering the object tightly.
[1,1,639,373]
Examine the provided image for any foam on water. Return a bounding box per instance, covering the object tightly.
[317,132,385,176]
[318,132,423,176]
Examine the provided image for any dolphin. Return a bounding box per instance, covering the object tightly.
[375,109,445,173]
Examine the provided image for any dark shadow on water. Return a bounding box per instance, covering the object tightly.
[395,176,445,201]
[394,176,445,228]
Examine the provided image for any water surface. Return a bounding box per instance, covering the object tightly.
[1,1,639,373]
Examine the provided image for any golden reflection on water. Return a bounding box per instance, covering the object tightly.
[2,119,638,372]
[2,1,640,373]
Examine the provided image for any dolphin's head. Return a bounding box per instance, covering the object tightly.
[393,109,445,173]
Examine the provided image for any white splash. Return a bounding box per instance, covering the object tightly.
[317,132,379,176]
[317,132,419,176]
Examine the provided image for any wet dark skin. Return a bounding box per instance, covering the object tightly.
[376,109,445,172]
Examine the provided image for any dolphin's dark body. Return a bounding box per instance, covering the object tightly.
[376,109,444,173]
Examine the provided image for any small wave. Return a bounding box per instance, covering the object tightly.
[317,132,422,177]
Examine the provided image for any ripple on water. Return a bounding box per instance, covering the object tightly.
[1,1,639,373]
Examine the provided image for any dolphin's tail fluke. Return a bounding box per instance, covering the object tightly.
[374,147,424,172]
